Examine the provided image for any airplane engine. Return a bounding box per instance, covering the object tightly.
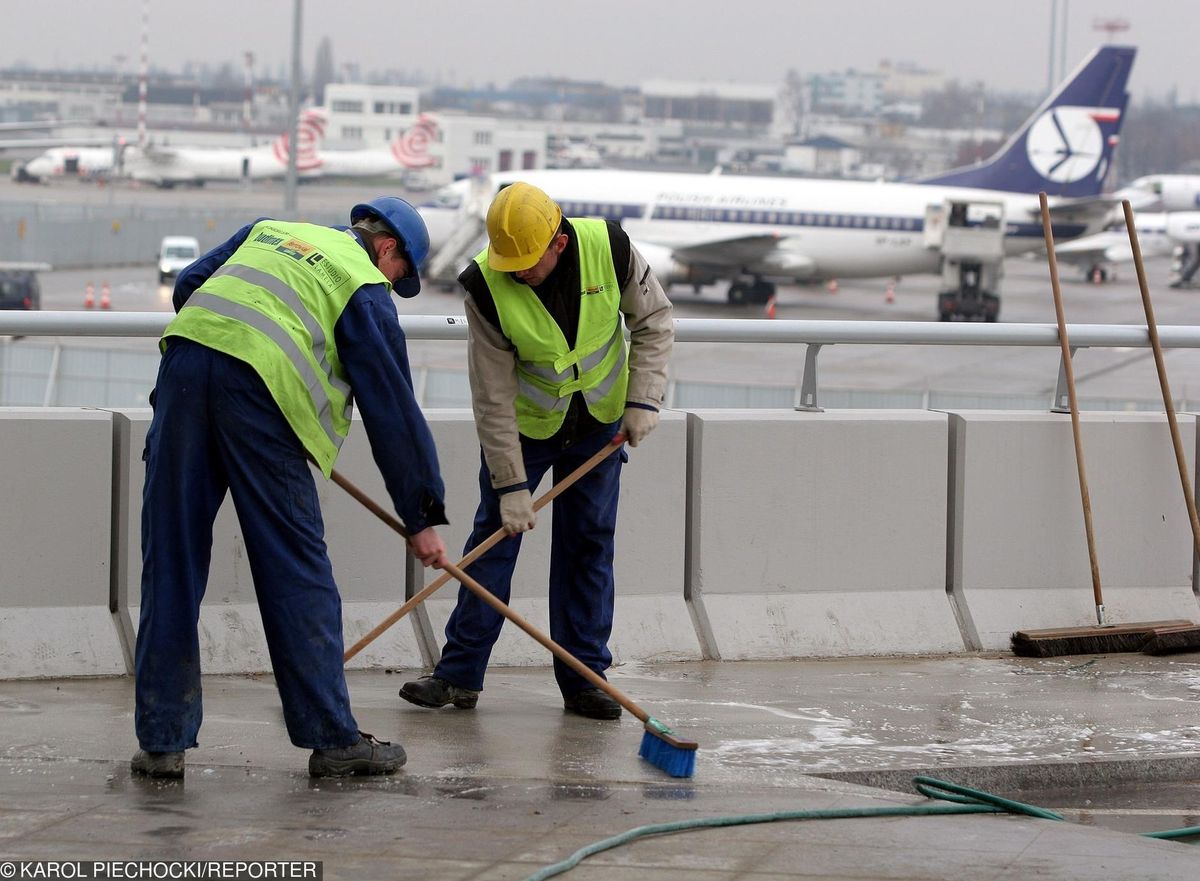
[1154,177,1200,213]
[633,241,698,288]
[1165,212,1200,243]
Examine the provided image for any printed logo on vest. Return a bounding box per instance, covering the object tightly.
[277,238,315,261]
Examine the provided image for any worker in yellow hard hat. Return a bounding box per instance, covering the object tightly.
[400,181,674,720]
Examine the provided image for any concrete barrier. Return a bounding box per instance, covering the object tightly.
[418,411,699,676]
[0,408,124,677]
[113,409,432,674]
[945,411,1200,649]
[686,410,960,659]
[14,404,1200,680]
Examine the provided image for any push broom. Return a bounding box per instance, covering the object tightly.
[343,439,622,663]
[331,449,699,778]
[1119,199,1200,655]
[1010,193,1190,657]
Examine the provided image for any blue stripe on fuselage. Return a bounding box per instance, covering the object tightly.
[558,200,1087,240]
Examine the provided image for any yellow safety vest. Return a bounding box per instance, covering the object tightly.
[162,220,389,476]
[474,218,627,439]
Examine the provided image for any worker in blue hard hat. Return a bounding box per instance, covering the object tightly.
[132,196,449,780]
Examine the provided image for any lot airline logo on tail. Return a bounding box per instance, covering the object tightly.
[391,114,438,168]
[1025,105,1121,184]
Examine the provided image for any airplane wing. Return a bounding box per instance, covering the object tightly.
[1036,195,1123,222]
[669,234,817,277]
[1052,232,1130,266]
[670,234,783,267]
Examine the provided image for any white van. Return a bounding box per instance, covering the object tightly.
[158,236,200,284]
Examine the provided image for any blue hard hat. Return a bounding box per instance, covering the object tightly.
[350,196,430,297]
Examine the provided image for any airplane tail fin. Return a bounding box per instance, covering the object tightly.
[920,45,1135,197]
[391,114,438,169]
[271,109,325,171]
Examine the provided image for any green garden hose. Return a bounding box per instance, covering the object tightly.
[521,775,1200,881]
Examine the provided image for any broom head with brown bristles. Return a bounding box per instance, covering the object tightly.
[1011,619,1194,658]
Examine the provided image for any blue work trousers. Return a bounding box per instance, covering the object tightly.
[435,424,626,695]
[134,340,360,752]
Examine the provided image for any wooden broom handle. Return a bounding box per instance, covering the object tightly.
[1040,193,1104,615]
[438,556,650,724]
[340,438,623,662]
[1122,200,1200,558]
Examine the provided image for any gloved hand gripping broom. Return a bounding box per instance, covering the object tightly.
[343,439,621,662]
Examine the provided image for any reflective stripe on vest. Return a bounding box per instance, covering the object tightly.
[475,218,627,439]
[162,221,389,475]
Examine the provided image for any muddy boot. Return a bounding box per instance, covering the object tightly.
[563,688,622,720]
[399,675,479,709]
[131,749,185,779]
[308,732,406,778]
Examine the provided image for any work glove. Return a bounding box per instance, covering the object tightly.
[620,406,659,448]
[499,488,536,534]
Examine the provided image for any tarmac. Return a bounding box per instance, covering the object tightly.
[2,653,1200,879]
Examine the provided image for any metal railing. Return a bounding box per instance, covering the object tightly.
[4,312,1200,412]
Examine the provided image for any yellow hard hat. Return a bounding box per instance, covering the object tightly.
[485,182,563,272]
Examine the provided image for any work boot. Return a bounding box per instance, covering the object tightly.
[398,675,479,709]
[563,688,622,720]
[308,732,406,778]
[130,749,185,780]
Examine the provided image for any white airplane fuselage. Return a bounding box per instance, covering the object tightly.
[22,146,124,181]
[435,169,1108,282]
[315,149,405,178]
[127,145,304,186]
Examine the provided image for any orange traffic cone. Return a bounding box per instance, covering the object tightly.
[885,279,896,304]
[99,281,111,310]
[84,281,95,309]
[764,294,777,319]
[827,279,839,294]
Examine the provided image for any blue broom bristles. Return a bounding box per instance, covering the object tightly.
[639,728,697,778]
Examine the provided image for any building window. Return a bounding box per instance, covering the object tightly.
[372,101,414,115]
[473,131,492,146]
[342,126,363,139]
[332,100,363,113]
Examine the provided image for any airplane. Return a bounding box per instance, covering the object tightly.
[419,45,1135,319]
[1055,210,1200,283]
[123,115,323,188]
[303,111,439,179]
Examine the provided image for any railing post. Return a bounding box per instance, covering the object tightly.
[1052,345,1079,413]
[42,342,62,407]
[795,342,825,412]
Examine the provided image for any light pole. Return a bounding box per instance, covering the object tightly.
[284,0,303,215]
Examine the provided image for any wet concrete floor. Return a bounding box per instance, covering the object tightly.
[2,654,1199,879]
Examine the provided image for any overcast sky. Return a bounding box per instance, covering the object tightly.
[4,1,1194,100]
